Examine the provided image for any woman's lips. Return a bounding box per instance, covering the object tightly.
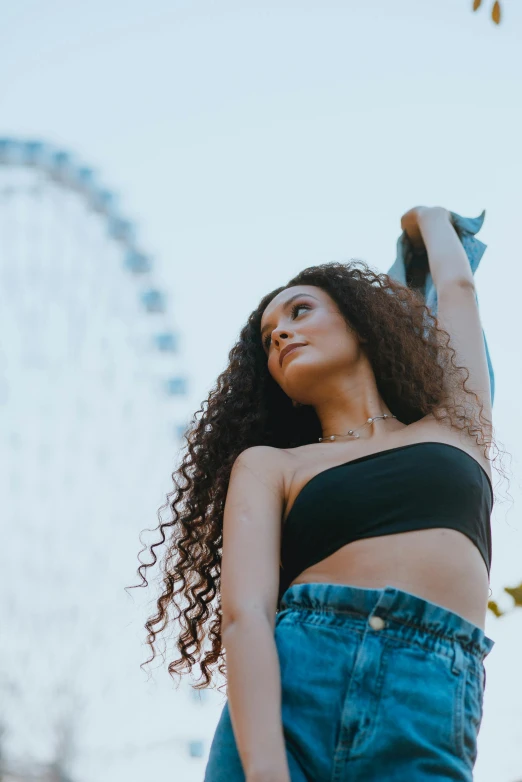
[280,344,305,366]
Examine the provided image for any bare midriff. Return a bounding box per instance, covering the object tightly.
[288,527,490,630]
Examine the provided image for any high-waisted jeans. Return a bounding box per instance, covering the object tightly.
[204,583,494,781]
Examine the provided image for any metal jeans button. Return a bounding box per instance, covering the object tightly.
[369,615,386,631]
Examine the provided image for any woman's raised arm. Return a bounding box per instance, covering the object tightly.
[402,206,492,421]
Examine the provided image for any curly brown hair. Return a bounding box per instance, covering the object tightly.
[127,260,506,694]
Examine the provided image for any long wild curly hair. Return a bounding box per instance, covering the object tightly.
[128,260,506,694]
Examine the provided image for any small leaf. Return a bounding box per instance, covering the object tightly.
[473,0,482,10]
[487,600,504,618]
[492,1,501,24]
[504,582,522,606]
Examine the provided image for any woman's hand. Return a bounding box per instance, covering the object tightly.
[401,206,452,253]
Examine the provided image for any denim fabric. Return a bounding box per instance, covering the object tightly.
[387,210,495,405]
[204,583,494,782]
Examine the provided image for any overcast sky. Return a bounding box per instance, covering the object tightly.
[2,1,522,780]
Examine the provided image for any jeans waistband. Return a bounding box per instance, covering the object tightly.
[279,582,495,661]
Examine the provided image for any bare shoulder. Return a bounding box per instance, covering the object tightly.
[234,444,289,469]
[231,445,292,490]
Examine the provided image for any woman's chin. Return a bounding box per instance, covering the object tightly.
[281,364,321,396]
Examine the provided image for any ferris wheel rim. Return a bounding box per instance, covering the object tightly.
[0,135,189,438]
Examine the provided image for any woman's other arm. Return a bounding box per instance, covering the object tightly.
[220,445,291,782]
[401,205,492,421]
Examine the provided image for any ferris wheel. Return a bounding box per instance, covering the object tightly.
[0,138,208,781]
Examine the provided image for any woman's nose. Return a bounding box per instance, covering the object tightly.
[273,329,290,344]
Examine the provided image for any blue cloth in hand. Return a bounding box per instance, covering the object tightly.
[387,210,494,405]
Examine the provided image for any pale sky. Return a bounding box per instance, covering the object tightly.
[1,1,522,780]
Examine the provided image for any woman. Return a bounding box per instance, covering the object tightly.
[134,206,502,781]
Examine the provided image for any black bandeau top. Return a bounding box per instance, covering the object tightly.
[277,442,493,608]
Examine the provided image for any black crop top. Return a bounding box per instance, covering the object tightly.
[278,442,493,608]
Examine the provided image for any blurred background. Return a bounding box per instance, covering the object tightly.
[1,1,521,780]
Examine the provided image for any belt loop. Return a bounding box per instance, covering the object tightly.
[451,641,465,676]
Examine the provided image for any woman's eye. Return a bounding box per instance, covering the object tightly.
[263,303,310,350]
[291,303,309,318]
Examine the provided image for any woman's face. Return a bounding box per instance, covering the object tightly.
[259,284,365,403]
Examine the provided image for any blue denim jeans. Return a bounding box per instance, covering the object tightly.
[204,583,494,781]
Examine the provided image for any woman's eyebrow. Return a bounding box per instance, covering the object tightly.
[260,293,319,338]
